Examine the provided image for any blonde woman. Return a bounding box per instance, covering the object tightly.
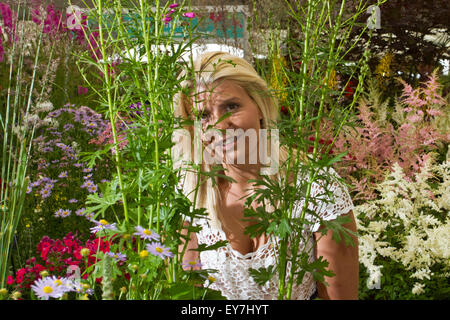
[173,51,358,300]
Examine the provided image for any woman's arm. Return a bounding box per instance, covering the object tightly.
[179,221,200,270]
[313,210,359,300]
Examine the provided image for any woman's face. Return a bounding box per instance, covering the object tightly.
[190,80,263,166]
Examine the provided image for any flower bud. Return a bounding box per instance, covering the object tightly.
[40,270,49,278]
[0,288,8,296]
[11,291,22,299]
[80,248,90,257]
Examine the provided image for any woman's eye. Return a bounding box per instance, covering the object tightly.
[199,111,209,121]
[226,103,239,111]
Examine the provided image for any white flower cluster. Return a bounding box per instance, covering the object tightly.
[355,155,450,296]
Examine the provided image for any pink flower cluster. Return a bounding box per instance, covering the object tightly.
[332,72,449,201]
[0,2,17,43]
[163,3,195,25]
[399,71,446,122]
[0,2,17,61]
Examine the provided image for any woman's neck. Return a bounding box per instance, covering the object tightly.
[219,163,261,196]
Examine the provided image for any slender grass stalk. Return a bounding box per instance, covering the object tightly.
[0,5,48,288]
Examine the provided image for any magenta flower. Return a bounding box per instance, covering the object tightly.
[169,3,179,9]
[184,12,195,18]
[77,86,88,96]
[146,242,174,259]
[163,15,172,24]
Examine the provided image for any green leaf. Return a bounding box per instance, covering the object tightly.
[320,214,358,246]
[249,266,275,286]
[85,179,122,217]
[296,255,335,286]
[192,240,228,252]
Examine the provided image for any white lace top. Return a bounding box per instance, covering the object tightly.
[188,167,354,300]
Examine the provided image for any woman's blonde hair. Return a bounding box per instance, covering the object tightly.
[172,51,291,229]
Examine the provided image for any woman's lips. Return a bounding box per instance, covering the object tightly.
[214,133,242,150]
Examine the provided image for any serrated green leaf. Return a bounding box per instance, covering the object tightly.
[249,266,275,286]
[192,240,228,252]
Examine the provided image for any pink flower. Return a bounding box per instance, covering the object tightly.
[184,12,195,18]
[169,3,179,8]
[77,86,88,96]
[426,109,442,117]
[407,114,422,123]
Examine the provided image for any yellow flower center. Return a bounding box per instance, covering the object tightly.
[207,276,216,283]
[155,247,163,253]
[43,286,53,294]
[139,250,148,258]
[54,279,62,286]
[99,219,108,225]
[143,229,152,236]
[188,261,197,265]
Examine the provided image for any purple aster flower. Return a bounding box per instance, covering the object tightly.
[40,188,52,199]
[182,260,202,270]
[81,180,94,189]
[75,208,86,216]
[134,226,160,242]
[26,185,32,194]
[63,123,74,131]
[83,174,93,180]
[54,209,63,217]
[85,211,95,221]
[44,183,54,190]
[90,219,117,234]
[68,198,78,203]
[74,163,83,168]
[82,167,93,173]
[48,110,62,118]
[146,242,174,259]
[58,171,68,178]
[30,181,41,187]
[107,251,127,262]
[87,184,98,193]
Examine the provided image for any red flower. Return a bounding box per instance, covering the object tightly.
[280,106,289,115]
[6,275,14,285]
[15,268,27,284]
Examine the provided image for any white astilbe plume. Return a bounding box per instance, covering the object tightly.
[355,154,450,295]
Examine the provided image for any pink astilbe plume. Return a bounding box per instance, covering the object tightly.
[422,70,447,106]
[333,73,449,202]
[89,116,129,154]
